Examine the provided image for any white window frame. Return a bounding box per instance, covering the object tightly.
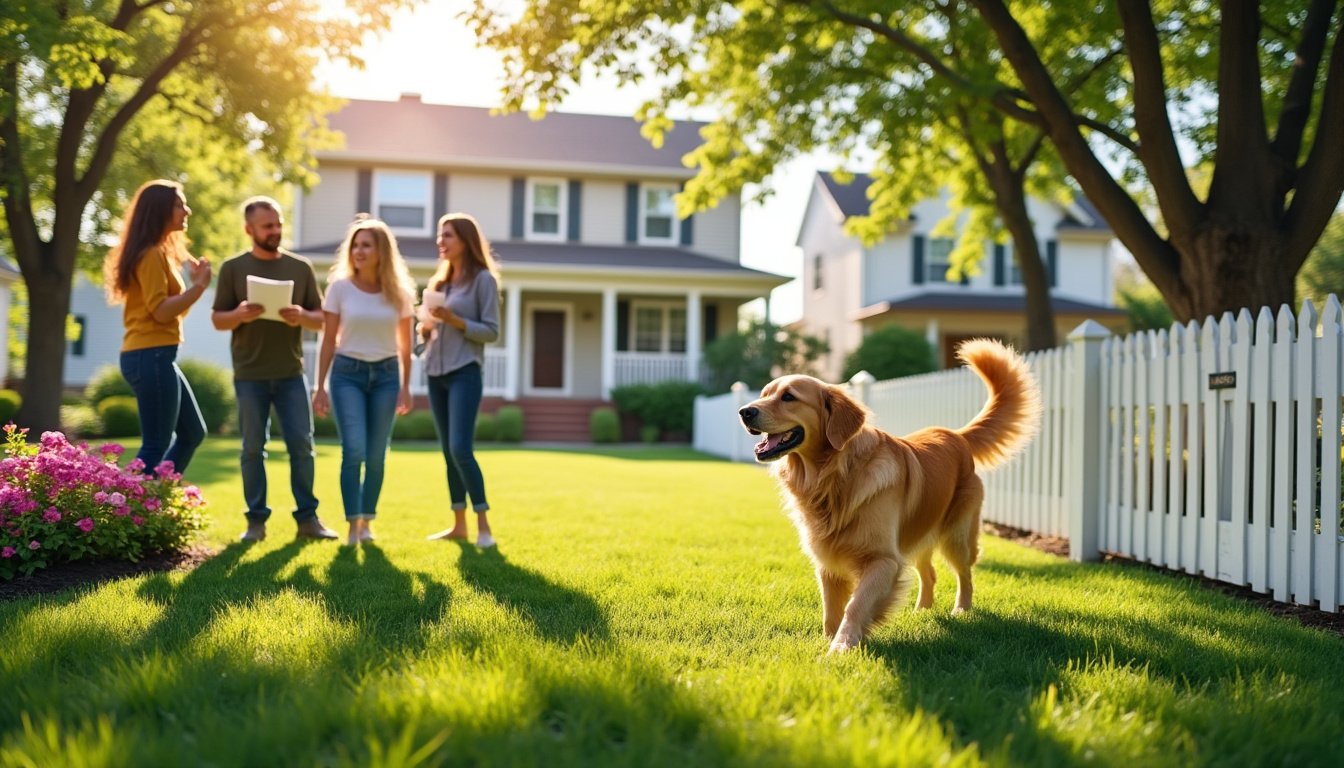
[629,300,687,354]
[926,237,954,284]
[526,177,567,241]
[371,169,432,236]
[639,183,679,245]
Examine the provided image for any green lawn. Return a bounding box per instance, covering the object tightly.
[2,437,1342,766]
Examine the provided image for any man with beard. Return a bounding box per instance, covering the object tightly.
[212,196,337,542]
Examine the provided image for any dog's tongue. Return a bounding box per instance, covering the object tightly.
[758,432,785,452]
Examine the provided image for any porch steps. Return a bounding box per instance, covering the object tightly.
[483,396,608,443]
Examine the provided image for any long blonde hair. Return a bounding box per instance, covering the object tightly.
[330,216,416,308]
[430,212,501,291]
[103,179,189,303]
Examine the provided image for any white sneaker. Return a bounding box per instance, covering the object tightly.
[476,532,496,548]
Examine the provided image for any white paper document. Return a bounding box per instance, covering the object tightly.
[246,275,295,322]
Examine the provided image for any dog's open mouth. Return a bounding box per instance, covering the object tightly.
[753,427,804,461]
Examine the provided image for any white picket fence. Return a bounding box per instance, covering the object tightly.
[693,298,1344,612]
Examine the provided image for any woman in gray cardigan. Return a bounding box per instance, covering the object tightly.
[421,213,502,547]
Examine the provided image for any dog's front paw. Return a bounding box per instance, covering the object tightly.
[828,634,859,654]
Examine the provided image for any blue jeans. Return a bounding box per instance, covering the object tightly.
[234,375,318,523]
[329,354,401,521]
[119,345,206,476]
[427,363,488,511]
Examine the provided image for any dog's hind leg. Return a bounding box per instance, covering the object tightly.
[941,479,984,614]
[830,557,907,652]
[818,569,854,639]
[914,552,937,610]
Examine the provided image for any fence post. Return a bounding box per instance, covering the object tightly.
[849,370,875,406]
[731,381,751,463]
[1066,320,1110,562]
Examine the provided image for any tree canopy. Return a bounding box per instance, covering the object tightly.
[0,0,414,431]
[471,0,1344,328]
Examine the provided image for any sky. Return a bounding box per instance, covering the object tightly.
[315,0,818,324]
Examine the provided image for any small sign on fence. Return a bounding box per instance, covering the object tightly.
[1208,371,1237,390]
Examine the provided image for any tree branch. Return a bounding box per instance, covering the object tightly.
[1283,10,1344,266]
[1271,0,1336,167]
[967,0,1182,300]
[1115,0,1202,239]
[0,63,44,275]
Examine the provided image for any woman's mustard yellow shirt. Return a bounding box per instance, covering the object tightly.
[121,247,186,352]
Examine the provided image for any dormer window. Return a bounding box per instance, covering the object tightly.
[527,178,567,240]
[373,170,431,236]
[926,237,954,283]
[640,184,678,244]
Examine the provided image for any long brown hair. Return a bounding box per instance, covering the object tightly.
[329,216,417,309]
[430,212,501,291]
[103,180,188,303]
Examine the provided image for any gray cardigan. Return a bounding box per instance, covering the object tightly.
[422,270,501,376]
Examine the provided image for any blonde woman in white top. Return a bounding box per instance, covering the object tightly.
[312,217,416,546]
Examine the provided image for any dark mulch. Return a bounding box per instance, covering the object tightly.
[0,546,216,603]
[984,521,1344,639]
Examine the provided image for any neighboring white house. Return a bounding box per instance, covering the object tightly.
[65,96,789,439]
[798,171,1127,379]
[0,259,21,387]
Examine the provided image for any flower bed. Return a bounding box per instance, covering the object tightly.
[0,425,207,580]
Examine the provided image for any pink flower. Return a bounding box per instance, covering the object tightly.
[132,516,144,527]
[144,498,161,511]
[109,492,126,506]
[127,458,145,473]
[100,443,125,456]
[42,507,61,523]
[1,546,14,558]
[77,517,94,533]
[94,491,109,504]
[154,461,178,479]
[28,540,40,550]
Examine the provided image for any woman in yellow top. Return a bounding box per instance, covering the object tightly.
[103,180,213,476]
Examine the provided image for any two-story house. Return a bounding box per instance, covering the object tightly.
[799,171,1126,380]
[63,96,789,440]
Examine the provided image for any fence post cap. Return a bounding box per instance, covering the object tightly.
[849,370,876,385]
[1067,319,1112,341]
[730,381,749,393]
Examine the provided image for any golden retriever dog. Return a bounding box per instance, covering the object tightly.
[738,339,1041,652]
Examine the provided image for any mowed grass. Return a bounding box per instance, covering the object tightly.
[2,438,1343,766]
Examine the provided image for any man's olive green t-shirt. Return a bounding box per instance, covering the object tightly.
[213,251,323,381]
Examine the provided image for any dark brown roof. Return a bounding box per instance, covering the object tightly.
[865,291,1124,316]
[297,239,789,282]
[324,96,705,176]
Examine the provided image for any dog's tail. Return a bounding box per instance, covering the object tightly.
[955,339,1043,471]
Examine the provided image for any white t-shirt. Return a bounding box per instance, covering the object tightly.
[323,278,412,361]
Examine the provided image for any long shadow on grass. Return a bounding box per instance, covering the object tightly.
[456,543,609,644]
[864,557,1344,766]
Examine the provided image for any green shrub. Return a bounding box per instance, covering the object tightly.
[60,404,102,438]
[97,396,141,438]
[610,380,704,436]
[495,405,523,443]
[177,359,236,435]
[474,413,499,442]
[313,414,338,438]
[84,364,133,405]
[392,410,438,441]
[640,424,661,444]
[0,389,20,424]
[590,407,620,443]
[842,325,937,381]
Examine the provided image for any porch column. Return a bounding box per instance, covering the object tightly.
[601,287,617,399]
[924,318,939,351]
[686,290,702,384]
[505,283,522,400]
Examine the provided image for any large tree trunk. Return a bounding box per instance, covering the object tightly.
[1171,222,1298,322]
[999,200,1057,351]
[13,245,74,434]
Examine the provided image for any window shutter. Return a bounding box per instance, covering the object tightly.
[625,183,639,243]
[510,178,525,239]
[1046,239,1058,287]
[703,304,718,344]
[616,300,630,351]
[568,180,582,242]
[357,169,372,214]
[433,173,448,224]
[912,235,926,285]
[680,214,694,246]
[993,243,1006,286]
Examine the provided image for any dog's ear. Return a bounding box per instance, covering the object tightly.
[824,385,866,451]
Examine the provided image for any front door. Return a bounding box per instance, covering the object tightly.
[530,307,567,392]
